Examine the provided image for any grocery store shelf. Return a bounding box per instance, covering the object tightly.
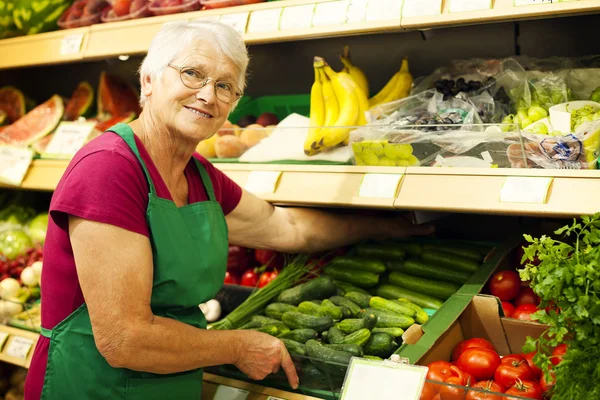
[203,373,322,400]
[0,325,39,369]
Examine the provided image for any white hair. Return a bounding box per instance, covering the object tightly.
[139,20,249,106]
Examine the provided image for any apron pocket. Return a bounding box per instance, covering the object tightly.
[125,370,203,400]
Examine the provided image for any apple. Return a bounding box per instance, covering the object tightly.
[217,120,235,136]
[113,0,132,16]
[256,112,279,127]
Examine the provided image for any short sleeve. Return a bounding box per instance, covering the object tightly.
[51,149,150,237]
[196,156,242,215]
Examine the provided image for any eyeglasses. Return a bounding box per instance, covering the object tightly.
[168,63,243,104]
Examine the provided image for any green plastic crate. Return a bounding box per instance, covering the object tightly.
[229,94,310,124]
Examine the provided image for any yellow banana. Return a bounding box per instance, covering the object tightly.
[379,57,413,105]
[304,64,325,155]
[340,45,369,97]
[321,68,340,128]
[369,72,400,107]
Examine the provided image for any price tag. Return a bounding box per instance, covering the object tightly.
[312,0,349,27]
[402,0,443,17]
[365,0,403,22]
[449,0,492,13]
[219,12,249,34]
[340,358,427,400]
[0,332,9,351]
[245,171,282,194]
[247,8,283,33]
[213,385,249,400]
[0,146,34,186]
[500,176,553,204]
[60,33,85,55]
[280,4,315,30]
[6,336,34,360]
[42,121,96,159]
[358,173,402,199]
[514,0,577,5]
[346,0,369,24]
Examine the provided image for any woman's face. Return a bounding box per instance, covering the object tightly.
[143,41,242,142]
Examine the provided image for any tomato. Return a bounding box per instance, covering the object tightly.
[223,271,239,285]
[494,356,535,389]
[551,344,567,366]
[254,249,284,269]
[439,376,468,400]
[504,380,543,399]
[112,0,131,16]
[227,246,254,272]
[457,348,501,381]
[421,382,438,400]
[501,302,515,318]
[466,381,504,400]
[514,287,540,307]
[512,304,538,321]
[452,338,496,362]
[427,361,454,383]
[432,395,442,400]
[539,372,555,395]
[240,269,258,287]
[449,366,474,386]
[489,270,521,301]
[258,270,279,288]
[523,352,542,379]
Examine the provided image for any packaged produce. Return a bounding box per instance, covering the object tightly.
[58,0,109,29]
[101,0,154,23]
[149,0,201,16]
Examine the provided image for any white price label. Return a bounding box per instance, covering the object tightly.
[515,0,577,5]
[359,173,402,199]
[0,146,34,186]
[0,332,9,351]
[346,0,369,24]
[214,385,249,400]
[244,171,282,194]
[60,33,85,55]
[449,0,492,12]
[6,337,34,360]
[500,176,553,204]
[280,4,315,30]
[312,0,349,27]
[219,12,249,34]
[43,121,96,159]
[247,8,282,33]
[402,0,443,17]
[365,0,403,22]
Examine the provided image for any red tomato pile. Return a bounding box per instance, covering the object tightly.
[421,338,558,400]
[225,246,284,288]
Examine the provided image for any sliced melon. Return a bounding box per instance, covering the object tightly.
[64,81,95,121]
[0,86,26,123]
[97,72,141,118]
[93,112,136,133]
[0,95,64,146]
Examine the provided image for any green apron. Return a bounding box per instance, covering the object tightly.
[40,123,228,399]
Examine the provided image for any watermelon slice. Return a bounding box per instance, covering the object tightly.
[64,81,95,121]
[0,95,64,146]
[0,86,26,123]
[0,110,6,125]
[97,72,141,118]
[93,112,136,132]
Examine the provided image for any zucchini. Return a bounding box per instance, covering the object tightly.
[329,296,362,316]
[375,284,444,310]
[421,249,480,273]
[279,329,318,344]
[388,272,460,300]
[359,308,415,329]
[265,303,298,320]
[282,311,333,333]
[306,340,353,378]
[328,256,387,274]
[327,326,346,344]
[281,338,307,357]
[423,243,484,261]
[363,333,398,359]
[298,301,326,316]
[324,265,379,288]
[324,343,364,357]
[320,299,344,320]
[370,296,416,318]
[339,328,371,346]
[344,292,373,308]
[372,327,404,337]
[353,243,406,261]
[363,355,383,361]
[387,259,471,284]
[301,362,330,390]
[336,314,377,334]
[396,299,429,324]
[334,280,371,295]
[277,276,338,305]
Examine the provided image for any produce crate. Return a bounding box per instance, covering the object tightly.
[228,94,310,124]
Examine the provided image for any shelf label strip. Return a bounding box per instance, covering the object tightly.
[346,0,369,24]
[365,0,403,22]
[245,170,282,194]
[359,173,403,199]
[280,4,315,30]
[500,176,554,204]
[247,8,283,33]
[214,385,249,400]
[60,33,85,56]
[220,12,250,35]
[402,0,443,17]
[42,121,96,160]
[312,0,350,27]
[449,0,492,13]
[514,0,578,6]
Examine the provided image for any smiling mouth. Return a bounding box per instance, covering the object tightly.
[185,106,213,118]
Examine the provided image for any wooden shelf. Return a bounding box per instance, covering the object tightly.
[0,325,39,369]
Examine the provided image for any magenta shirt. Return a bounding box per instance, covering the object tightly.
[24,130,242,399]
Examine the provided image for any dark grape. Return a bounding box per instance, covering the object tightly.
[457,78,466,86]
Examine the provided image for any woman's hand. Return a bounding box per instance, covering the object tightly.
[234,331,299,389]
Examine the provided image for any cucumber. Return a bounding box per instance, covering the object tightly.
[344,292,373,308]
[327,326,346,344]
[370,296,416,318]
[321,330,329,343]
[387,259,472,284]
[372,327,404,337]
[298,301,326,316]
[359,308,415,329]
[329,296,362,316]
[320,299,344,320]
[279,329,318,344]
[282,311,333,333]
[328,256,387,274]
[353,243,406,261]
[306,340,353,378]
[363,333,398,359]
[324,265,379,288]
[389,272,460,300]
[363,355,383,361]
[301,362,330,390]
[253,325,279,336]
[423,243,484,261]
[375,284,444,310]
[250,315,284,327]
[336,314,377,334]
[265,303,298,320]
[277,276,338,305]
[239,320,261,329]
[281,338,307,357]
[339,328,371,347]
[421,249,481,273]
[396,299,429,324]
[333,280,371,295]
[324,343,364,357]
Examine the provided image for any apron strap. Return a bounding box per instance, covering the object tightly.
[110,123,157,196]
[193,158,217,202]
[41,326,52,339]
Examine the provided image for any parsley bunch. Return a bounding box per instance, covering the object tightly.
[520,214,600,400]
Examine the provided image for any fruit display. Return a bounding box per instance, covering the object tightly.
[0,87,26,125]
[487,266,541,322]
[224,245,284,288]
[0,1,20,39]
[101,0,154,22]
[12,0,73,35]
[149,0,201,16]
[58,0,109,29]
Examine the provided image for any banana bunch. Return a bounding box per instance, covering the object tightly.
[305,56,369,156]
[368,57,413,108]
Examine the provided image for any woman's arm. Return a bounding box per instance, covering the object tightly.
[69,216,298,388]
[226,190,433,252]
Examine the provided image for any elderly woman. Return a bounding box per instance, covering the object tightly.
[24,21,431,399]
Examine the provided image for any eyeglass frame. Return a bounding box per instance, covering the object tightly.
[167,63,243,104]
